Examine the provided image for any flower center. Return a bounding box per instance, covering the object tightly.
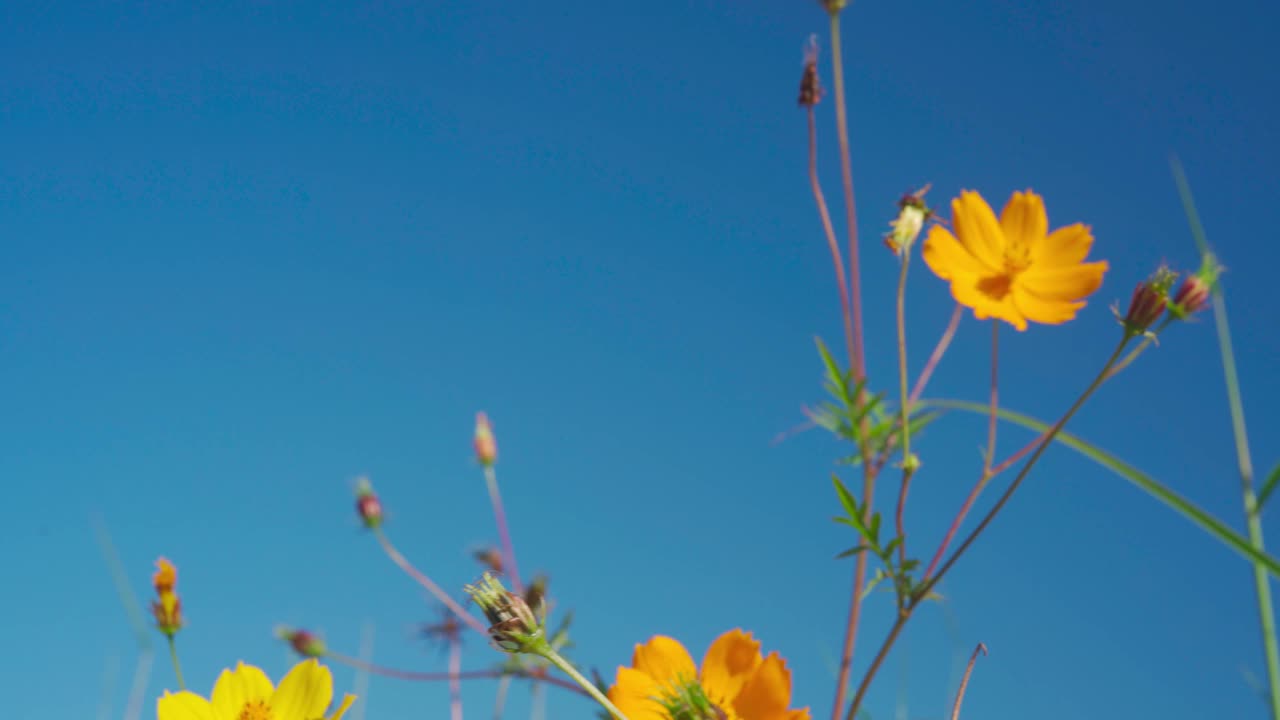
[659,679,730,720]
[238,700,274,720]
[976,273,1013,300]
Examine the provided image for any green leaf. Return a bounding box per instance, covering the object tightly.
[923,398,1280,579]
[836,546,870,559]
[815,337,849,399]
[832,475,860,521]
[1259,463,1280,511]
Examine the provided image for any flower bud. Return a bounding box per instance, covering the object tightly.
[797,36,822,108]
[151,558,183,637]
[1169,275,1211,319]
[1120,267,1176,336]
[354,477,383,529]
[464,572,543,653]
[473,546,504,575]
[474,413,498,467]
[276,626,327,658]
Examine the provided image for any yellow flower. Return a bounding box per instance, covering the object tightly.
[922,190,1108,331]
[157,659,355,720]
[151,557,182,636]
[608,629,809,720]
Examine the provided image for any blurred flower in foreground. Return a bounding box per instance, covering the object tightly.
[157,658,354,720]
[923,190,1108,331]
[609,630,810,720]
[276,626,327,658]
[474,412,498,467]
[151,557,183,637]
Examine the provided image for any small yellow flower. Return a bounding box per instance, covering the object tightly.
[157,659,355,720]
[922,190,1108,331]
[608,630,809,720]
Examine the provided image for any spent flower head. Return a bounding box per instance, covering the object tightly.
[464,572,544,654]
[151,557,183,637]
[885,185,933,256]
[798,35,822,107]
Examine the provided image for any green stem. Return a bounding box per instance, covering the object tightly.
[894,252,912,570]
[1173,158,1280,719]
[167,634,186,691]
[537,646,630,720]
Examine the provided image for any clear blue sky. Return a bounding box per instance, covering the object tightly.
[3,1,1279,719]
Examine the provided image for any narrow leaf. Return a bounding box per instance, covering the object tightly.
[923,398,1280,578]
[1259,463,1280,510]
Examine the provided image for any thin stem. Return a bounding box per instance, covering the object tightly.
[846,336,1130,720]
[485,466,525,595]
[166,635,186,691]
[807,105,855,366]
[827,10,865,380]
[449,639,464,720]
[894,253,913,569]
[324,651,588,696]
[530,681,546,720]
[493,674,513,720]
[950,644,988,720]
[124,649,154,720]
[537,647,631,720]
[372,529,489,636]
[1102,317,1172,380]
[923,322,998,581]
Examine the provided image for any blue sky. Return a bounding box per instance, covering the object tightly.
[2,1,1279,719]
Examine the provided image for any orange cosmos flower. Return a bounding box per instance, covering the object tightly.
[609,630,809,720]
[922,190,1108,330]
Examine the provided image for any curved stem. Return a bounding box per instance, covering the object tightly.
[166,635,186,691]
[807,105,854,367]
[537,647,631,720]
[846,336,1131,720]
[949,644,988,720]
[485,466,525,595]
[372,528,489,636]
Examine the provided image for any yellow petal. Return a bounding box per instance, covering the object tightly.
[157,691,215,720]
[1031,223,1094,268]
[700,629,763,706]
[1019,261,1108,301]
[327,694,358,720]
[608,666,668,720]
[947,272,1028,331]
[632,636,698,687]
[922,225,995,280]
[999,190,1047,260]
[951,191,1006,269]
[785,709,812,720]
[270,659,334,720]
[1013,284,1085,325]
[732,652,793,720]
[210,662,274,717]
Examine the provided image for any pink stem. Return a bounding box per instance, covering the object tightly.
[372,530,489,636]
[485,467,524,595]
[449,640,463,720]
[326,652,588,696]
[950,643,989,720]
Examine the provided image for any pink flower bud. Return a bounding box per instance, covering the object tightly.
[474,413,498,467]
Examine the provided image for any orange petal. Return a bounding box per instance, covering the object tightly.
[632,636,698,687]
[785,709,812,720]
[1019,261,1108,301]
[608,666,668,720]
[700,629,763,706]
[922,226,995,280]
[732,652,793,720]
[1013,283,1085,325]
[951,191,1006,269]
[999,190,1047,259]
[946,272,1028,332]
[1031,223,1095,268]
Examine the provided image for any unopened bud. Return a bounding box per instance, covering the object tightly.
[276,626,327,658]
[354,477,383,529]
[1169,268,1215,319]
[797,36,822,107]
[464,572,543,653]
[151,558,183,637]
[1120,267,1176,336]
[474,413,498,467]
[524,574,550,619]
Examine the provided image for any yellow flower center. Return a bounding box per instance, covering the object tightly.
[238,700,274,720]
